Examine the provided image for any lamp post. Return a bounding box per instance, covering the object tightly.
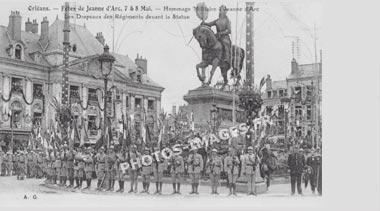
[98,45,115,147]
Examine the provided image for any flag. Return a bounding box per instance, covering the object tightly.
[190,111,195,131]
[141,108,146,143]
[259,75,268,90]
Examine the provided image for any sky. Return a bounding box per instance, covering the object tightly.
[0,0,323,112]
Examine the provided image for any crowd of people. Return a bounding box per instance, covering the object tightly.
[0,140,322,196]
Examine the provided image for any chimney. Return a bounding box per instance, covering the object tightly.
[135,54,148,74]
[291,58,299,75]
[31,19,38,34]
[25,18,32,32]
[95,32,105,45]
[39,17,49,47]
[8,11,22,41]
[266,74,272,91]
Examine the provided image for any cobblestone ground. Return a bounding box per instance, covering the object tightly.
[0,176,322,210]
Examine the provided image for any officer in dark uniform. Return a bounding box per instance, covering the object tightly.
[74,148,85,189]
[288,145,306,195]
[306,148,321,194]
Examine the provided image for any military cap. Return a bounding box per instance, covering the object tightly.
[247,146,254,151]
[212,148,218,153]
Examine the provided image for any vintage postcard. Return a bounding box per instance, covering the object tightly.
[0,0,325,210]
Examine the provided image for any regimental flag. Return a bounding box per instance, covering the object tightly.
[141,108,147,143]
[190,111,195,131]
[259,75,268,90]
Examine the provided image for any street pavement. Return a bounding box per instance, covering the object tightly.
[0,176,322,210]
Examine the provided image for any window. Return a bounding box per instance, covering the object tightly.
[306,86,312,97]
[278,105,285,117]
[125,96,130,108]
[15,45,22,60]
[137,74,142,83]
[272,90,277,98]
[33,112,42,126]
[88,116,97,131]
[106,91,112,103]
[284,89,288,97]
[115,91,121,101]
[135,98,142,109]
[267,91,272,98]
[148,99,155,111]
[33,84,43,98]
[306,105,312,120]
[279,90,284,97]
[295,106,302,120]
[69,85,80,102]
[294,86,302,97]
[88,88,97,102]
[11,77,23,93]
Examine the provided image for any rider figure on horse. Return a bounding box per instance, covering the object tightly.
[202,5,232,65]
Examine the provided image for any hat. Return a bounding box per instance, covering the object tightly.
[299,148,304,152]
[109,146,114,150]
[247,146,254,151]
[144,148,150,152]
[7,151,12,155]
[63,144,68,148]
[211,148,218,153]
[99,147,104,151]
[310,148,316,152]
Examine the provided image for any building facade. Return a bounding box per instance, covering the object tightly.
[0,11,164,148]
[263,58,322,148]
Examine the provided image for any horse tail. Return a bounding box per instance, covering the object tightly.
[239,48,245,71]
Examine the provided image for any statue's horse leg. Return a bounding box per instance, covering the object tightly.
[196,62,208,85]
[206,58,219,86]
[220,63,229,91]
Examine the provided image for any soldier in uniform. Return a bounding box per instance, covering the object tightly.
[306,148,322,194]
[152,147,168,194]
[260,144,277,188]
[74,148,85,189]
[104,146,117,191]
[224,148,240,196]
[170,148,184,194]
[288,145,306,195]
[36,152,44,178]
[66,147,75,188]
[18,151,27,180]
[95,147,106,190]
[128,145,141,193]
[140,148,153,194]
[83,147,95,190]
[55,150,63,185]
[115,149,128,193]
[206,149,223,194]
[187,147,204,194]
[26,149,34,178]
[60,146,69,187]
[0,150,3,176]
[5,151,13,176]
[242,146,258,195]
[12,151,17,176]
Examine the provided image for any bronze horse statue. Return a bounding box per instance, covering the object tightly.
[193,25,245,89]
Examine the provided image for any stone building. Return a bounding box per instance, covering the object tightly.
[0,11,164,147]
[263,58,322,147]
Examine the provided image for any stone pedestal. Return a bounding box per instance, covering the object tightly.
[183,86,242,130]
